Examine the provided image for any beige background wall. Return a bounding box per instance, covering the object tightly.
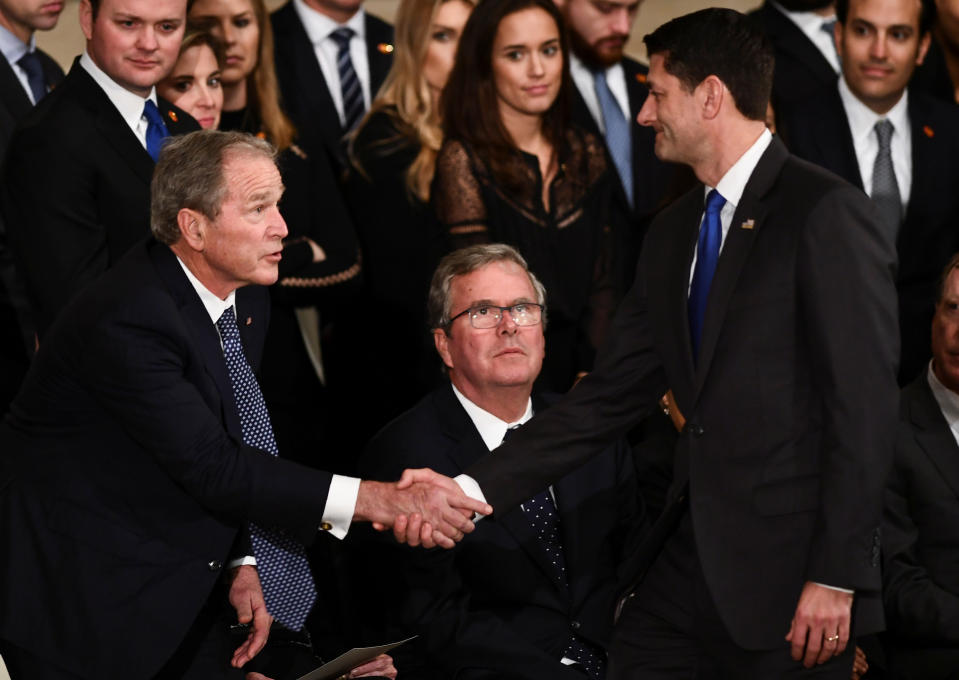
[1,1,760,679]
[37,0,764,70]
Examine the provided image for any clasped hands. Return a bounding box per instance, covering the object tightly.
[356,468,492,549]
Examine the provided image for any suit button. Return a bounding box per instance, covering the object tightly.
[208,560,222,572]
[571,620,581,630]
[320,521,333,531]
[688,424,704,437]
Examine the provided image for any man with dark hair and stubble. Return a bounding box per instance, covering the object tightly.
[780,0,959,386]
[554,0,673,289]
[392,8,899,679]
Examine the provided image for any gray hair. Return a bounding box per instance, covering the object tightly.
[150,130,277,245]
[428,243,547,332]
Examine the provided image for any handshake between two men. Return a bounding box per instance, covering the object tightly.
[358,467,492,548]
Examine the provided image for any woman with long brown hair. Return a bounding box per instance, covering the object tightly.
[433,0,615,392]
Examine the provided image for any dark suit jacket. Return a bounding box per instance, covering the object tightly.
[883,372,959,677]
[0,57,198,335]
[750,2,838,127]
[0,47,64,409]
[0,240,333,679]
[569,57,674,287]
[779,85,959,384]
[466,136,899,651]
[356,384,645,680]
[271,3,392,164]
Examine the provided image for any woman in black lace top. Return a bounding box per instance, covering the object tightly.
[432,0,615,392]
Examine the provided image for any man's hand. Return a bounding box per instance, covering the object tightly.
[851,646,868,679]
[245,654,396,680]
[228,564,273,668]
[356,468,491,549]
[785,581,854,668]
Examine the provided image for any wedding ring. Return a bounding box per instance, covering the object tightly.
[825,634,840,642]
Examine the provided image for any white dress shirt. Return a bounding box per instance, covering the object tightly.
[770,1,841,74]
[928,361,959,448]
[79,50,158,150]
[176,257,360,545]
[688,128,773,288]
[0,24,40,104]
[291,0,371,126]
[569,53,631,135]
[837,76,912,209]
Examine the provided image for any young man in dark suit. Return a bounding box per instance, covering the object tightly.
[0,130,486,680]
[358,244,644,680]
[270,0,392,164]
[394,8,899,678]
[555,0,671,288]
[750,0,840,126]
[0,0,64,412]
[780,0,959,384]
[0,0,200,337]
[883,252,959,680]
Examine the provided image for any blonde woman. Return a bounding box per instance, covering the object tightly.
[344,0,474,431]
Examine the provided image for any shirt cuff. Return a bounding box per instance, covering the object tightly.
[227,555,257,569]
[813,581,854,594]
[321,474,360,539]
[454,473,487,522]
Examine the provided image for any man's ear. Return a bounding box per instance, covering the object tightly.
[79,0,95,41]
[699,75,725,120]
[433,328,454,370]
[177,208,207,251]
[916,31,932,66]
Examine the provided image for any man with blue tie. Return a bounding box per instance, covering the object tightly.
[397,8,900,678]
[0,130,485,680]
[0,0,199,337]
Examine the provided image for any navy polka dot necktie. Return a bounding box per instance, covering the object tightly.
[507,426,607,678]
[217,306,317,631]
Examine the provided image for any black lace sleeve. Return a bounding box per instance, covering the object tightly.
[431,140,490,250]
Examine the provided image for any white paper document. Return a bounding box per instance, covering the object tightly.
[295,636,417,680]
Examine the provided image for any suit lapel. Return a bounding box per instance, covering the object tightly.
[763,3,837,87]
[661,189,706,403]
[811,88,864,190]
[0,55,33,121]
[364,13,393,96]
[693,138,786,396]
[909,376,959,501]
[149,242,243,439]
[66,61,156,185]
[903,91,939,249]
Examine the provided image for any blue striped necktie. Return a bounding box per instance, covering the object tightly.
[216,306,317,631]
[330,27,364,131]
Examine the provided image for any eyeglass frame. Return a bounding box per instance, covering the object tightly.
[446,302,546,329]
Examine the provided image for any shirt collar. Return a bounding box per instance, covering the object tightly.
[175,256,236,325]
[0,23,32,65]
[79,50,158,129]
[707,127,773,209]
[838,75,910,147]
[292,0,366,46]
[771,1,837,33]
[451,383,533,452]
[928,360,959,430]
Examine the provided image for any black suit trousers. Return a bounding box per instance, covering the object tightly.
[610,510,855,679]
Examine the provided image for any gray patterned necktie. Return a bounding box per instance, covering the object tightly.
[871,119,902,239]
[594,70,633,208]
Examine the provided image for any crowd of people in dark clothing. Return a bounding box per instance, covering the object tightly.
[2,0,959,677]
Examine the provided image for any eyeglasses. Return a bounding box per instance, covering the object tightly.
[448,303,545,329]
